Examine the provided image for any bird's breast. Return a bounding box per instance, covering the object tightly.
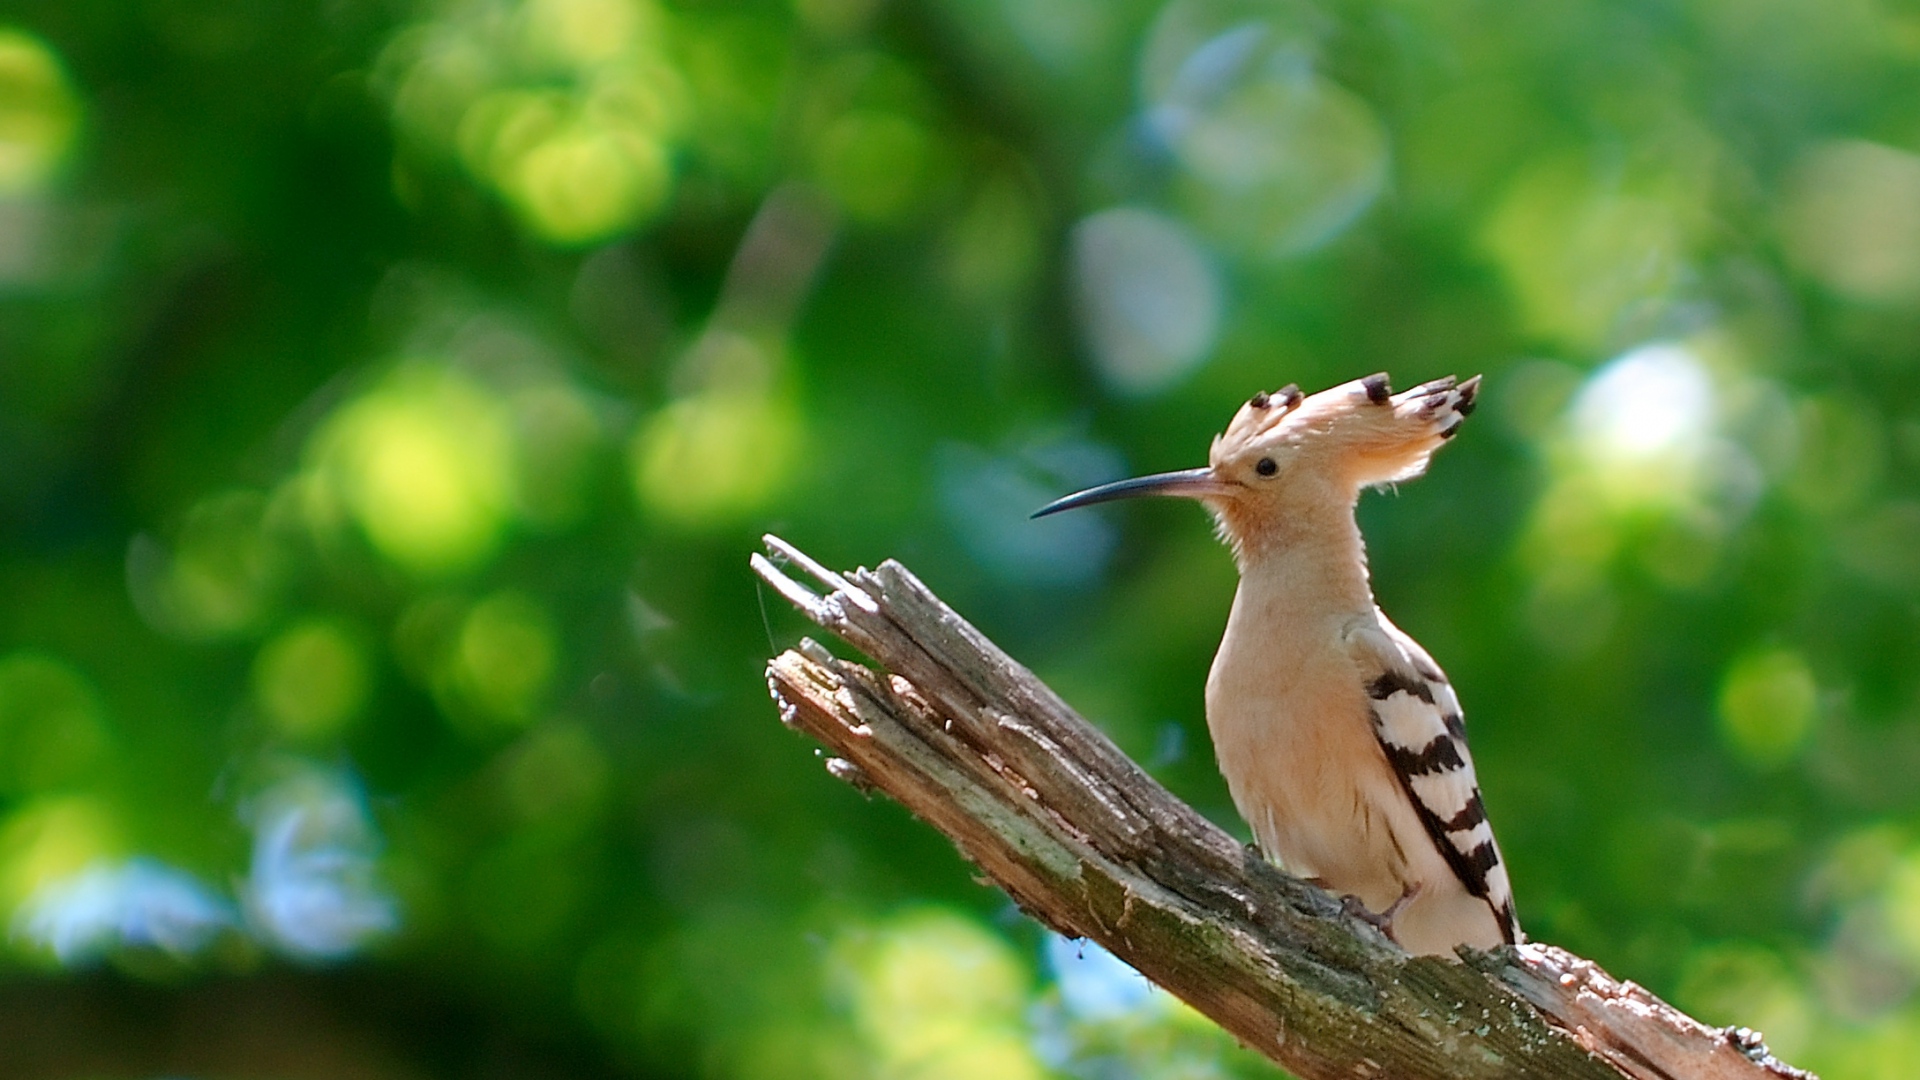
[1203,603,1400,891]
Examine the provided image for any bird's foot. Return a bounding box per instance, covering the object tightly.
[1338,893,1390,932]
[1323,882,1423,944]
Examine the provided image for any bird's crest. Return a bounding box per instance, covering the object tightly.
[1211,373,1480,490]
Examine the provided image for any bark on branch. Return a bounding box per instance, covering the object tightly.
[752,535,1814,1080]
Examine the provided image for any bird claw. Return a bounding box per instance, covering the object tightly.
[1340,893,1392,932]
[1329,883,1423,945]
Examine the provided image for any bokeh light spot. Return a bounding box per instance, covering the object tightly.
[840,908,1044,1080]
[1676,943,1812,1062]
[633,376,802,526]
[1174,72,1386,256]
[1480,155,1702,349]
[1781,139,1920,307]
[383,0,683,246]
[1572,343,1715,466]
[1808,825,1905,911]
[1717,648,1818,770]
[253,619,372,743]
[456,591,558,725]
[995,0,1118,72]
[1518,337,1771,612]
[127,490,282,641]
[458,88,562,180]
[0,652,108,796]
[1559,341,1741,516]
[1783,394,1884,518]
[1141,8,1387,257]
[522,0,643,68]
[508,122,670,246]
[313,366,516,577]
[0,794,119,912]
[1069,206,1221,396]
[0,30,82,196]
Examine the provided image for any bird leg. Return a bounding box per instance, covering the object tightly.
[1317,880,1423,945]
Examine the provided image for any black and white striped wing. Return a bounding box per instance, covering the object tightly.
[1354,621,1519,944]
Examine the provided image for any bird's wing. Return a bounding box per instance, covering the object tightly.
[1347,617,1519,944]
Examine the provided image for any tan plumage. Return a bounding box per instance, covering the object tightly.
[1037,373,1518,956]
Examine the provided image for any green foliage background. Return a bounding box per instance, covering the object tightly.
[1,0,1917,1076]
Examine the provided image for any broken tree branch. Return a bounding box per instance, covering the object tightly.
[752,535,1813,1080]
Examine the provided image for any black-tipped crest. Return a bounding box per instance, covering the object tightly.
[1035,373,1483,519]
[1456,377,1479,415]
[1248,384,1304,412]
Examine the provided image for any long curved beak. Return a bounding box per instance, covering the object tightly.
[1031,467,1231,518]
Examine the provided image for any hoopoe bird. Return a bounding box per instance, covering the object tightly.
[1035,373,1518,956]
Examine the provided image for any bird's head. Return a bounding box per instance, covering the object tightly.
[1034,373,1480,558]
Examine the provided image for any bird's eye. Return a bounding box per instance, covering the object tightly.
[1255,457,1278,477]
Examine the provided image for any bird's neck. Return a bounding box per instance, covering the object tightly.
[1230,496,1376,617]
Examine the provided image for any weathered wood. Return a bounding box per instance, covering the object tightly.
[753,536,1815,1080]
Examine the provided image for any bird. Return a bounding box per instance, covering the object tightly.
[1034,373,1518,956]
